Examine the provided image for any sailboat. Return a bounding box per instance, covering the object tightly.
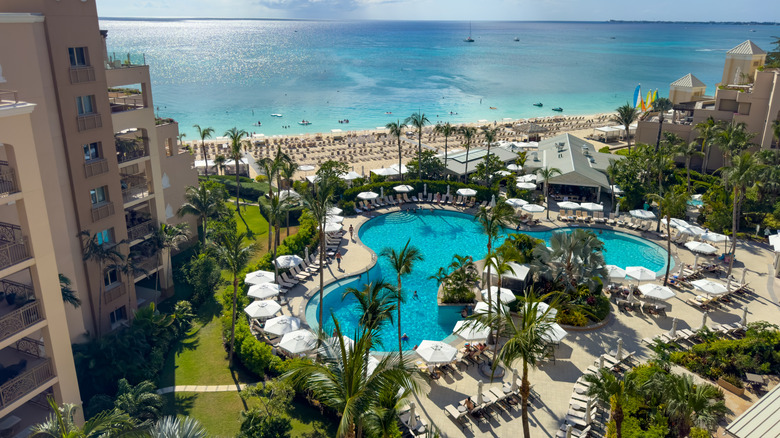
[464,22,474,43]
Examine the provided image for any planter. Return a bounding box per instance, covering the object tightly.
[717,377,745,396]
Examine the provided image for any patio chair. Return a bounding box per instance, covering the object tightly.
[397,194,404,204]
[280,272,299,286]
[444,405,471,430]
[479,201,487,208]
[404,193,412,203]
[354,204,363,214]
[292,265,312,281]
[426,193,433,202]
[467,197,475,207]
[455,195,464,206]
[557,210,566,221]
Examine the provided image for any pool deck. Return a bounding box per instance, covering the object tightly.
[276,202,780,437]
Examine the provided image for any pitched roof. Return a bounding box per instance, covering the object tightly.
[727,40,766,55]
[726,383,780,438]
[444,146,518,176]
[670,73,706,88]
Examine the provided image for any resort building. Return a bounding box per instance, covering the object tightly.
[443,146,518,181]
[0,1,197,343]
[635,40,779,172]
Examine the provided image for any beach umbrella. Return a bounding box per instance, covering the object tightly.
[615,338,624,361]
[244,300,281,320]
[247,282,281,300]
[516,182,537,190]
[407,402,419,429]
[274,255,303,269]
[326,214,344,224]
[264,315,301,336]
[557,201,581,210]
[507,164,522,171]
[511,369,519,392]
[476,380,484,405]
[599,355,605,370]
[489,195,496,208]
[741,306,748,325]
[245,269,275,285]
[697,312,708,331]
[456,188,477,197]
[685,241,717,255]
[678,225,706,237]
[580,202,603,212]
[423,183,427,196]
[606,265,627,279]
[691,279,728,296]
[380,187,384,198]
[627,288,635,302]
[668,318,678,339]
[661,217,689,229]
[474,301,507,315]
[298,165,315,171]
[483,286,516,304]
[324,222,342,233]
[542,323,568,344]
[340,171,362,181]
[505,198,528,208]
[629,209,656,220]
[453,320,490,341]
[394,184,414,193]
[517,174,537,182]
[278,190,300,201]
[320,335,355,358]
[638,283,675,301]
[356,191,379,200]
[521,203,545,213]
[495,170,511,176]
[626,266,656,282]
[327,206,343,216]
[367,355,380,376]
[416,340,457,364]
[700,231,729,244]
[279,329,317,355]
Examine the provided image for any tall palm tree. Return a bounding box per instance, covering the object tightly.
[193,124,214,178]
[80,230,126,337]
[482,127,499,187]
[649,373,728,437]
[611,103,640,153]
[177,183,223,244]
[647,188,688,285]
[535,167,562,220]
[257,156,281,250]
[212,229,256,366]
[386,120,405,180]
[720,151,765,276]
[149,223,189,294]
[584,368,637,438]
[532,228,607,293]
[380,239,423,359]
[363,382,409,438]
[676,140,705,193]
[279,158,298,237]
[342,281,398,339]
[658,132,683,196]
[475,200,516,327]
[652,97,673,152]
[31,397,144,438]
[214,154,226,176]
[301,176,336,331]
[259,196,290,284]
[59,274,81,307]
[459,126,477,182]
[695,116,720,173]
[148,416,207,438]
[225,127,249,230]
[433,122,455,174]
[404,112,429,180]
[484,245,521,360]
[716,121,755,167]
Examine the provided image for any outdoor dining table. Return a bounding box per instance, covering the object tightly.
[745,372,765,390]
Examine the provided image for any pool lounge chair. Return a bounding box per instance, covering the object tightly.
[426,193,433,202]
[292,265,312,281]
[280,272,299,286]
[444,404,471,430]
[467,197,475,207]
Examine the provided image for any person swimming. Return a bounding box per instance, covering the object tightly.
[401,333,409,342]
[413,291,419,299]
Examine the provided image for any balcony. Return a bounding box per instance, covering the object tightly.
[0,161,19,198]
[116,142,149,164]
[90,202,115,223]
[105,52,147,70]
[68,66,96,84]
[83,158,109,178]
[0,340,55,411]
[122,178,151,204]
[109,95,145,114]
[0,302,43,343]
[126,219,153,242]
[76,113,102,132]
[0,224,30,272]
[104,283,126,304]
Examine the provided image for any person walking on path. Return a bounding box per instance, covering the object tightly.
[335,252,342,270]
[349,224,354,241]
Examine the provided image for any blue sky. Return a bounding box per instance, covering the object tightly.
[98,0,779,21]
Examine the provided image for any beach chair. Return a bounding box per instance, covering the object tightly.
[396,194,404,204]
[403,193,411,203]
[444,405,471,430]
[280,272,299,286]
[426,193,433,202]
[292,265,312,281]
[354,204,362,214]
[479,201,487,208]
[446,194,453,205]
[607,212,616,225]
[557,210,566,221]
[413,193,421,202]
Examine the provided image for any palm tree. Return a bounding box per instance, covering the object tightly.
[148,416,207,438]
[301,176,336,331]
[720,151,765,276]
[80,230,126,337]
[259,196,290,284]
[652,97,673,152]
[482,127,499,187]
[433,122,455,173]
[611,103,640,153]
[193,124,214,178]
[257,156,281,249]
[584,368,637,438]
[658,132,683,196]
[380,239,423,359]
[651,373,728,437]
[212,229,257,365]
[535,167,562,220]
[647,188,688,285]
[31,397,143,438]
[484,245,521,360]
[177,183,223,244]
[459,126,477,182]
[695,117,720,173]
[114,378,163,422]
[532,228,607,293]
[363,382,409,438]
[676,140,705,192]
[386,120,405,180]
[279,158,298,237]
[404,112,429,180]
[214,154,226,175]
[149,223,189,294]
[716,121,755,167]
[342,281,398,339]
[225,127,249,230]
[59,274,81,307]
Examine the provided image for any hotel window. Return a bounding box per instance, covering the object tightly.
[96,228,114,245]
[104,267,120,288]
[76,95,96,115]
[68,47,89,67]
[90,186,108,205]
[110,306,128,325]
[83,142,101,161]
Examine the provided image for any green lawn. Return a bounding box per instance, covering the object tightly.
[225,201,269,241]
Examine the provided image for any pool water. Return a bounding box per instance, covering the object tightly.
[305,210,670,351]
[687,200,704,207]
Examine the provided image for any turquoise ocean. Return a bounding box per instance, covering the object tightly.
[98,19,778,137]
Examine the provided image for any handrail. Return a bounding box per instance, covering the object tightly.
[127,220,153,241]
[0,166,19,198]
[0,359,54,410]
[84,158,109,178]
[0,238,30,271]
[69,66,96,84]
[77,113,102,132]
[0,90,19,106]
[117,147,149,164]
[0,301,43,342]
[91,202,115,222]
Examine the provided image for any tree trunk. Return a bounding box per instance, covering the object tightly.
[398,276,403,361]
[655,116,664,152]
[686,157,691,193]
[464,147,470,182]
[728,187,739,276]
[486,241,493,340]
[202,142,209,178]
[417,133,422,181]
[398,140,403,181]
[521,359,531,438]
[485,144,491,187]
[444,136,448,174]
[317,225,325,347]
[235,163,249,231]
[701,141,709,174]
[664,216,671,285]
[614,405,624,438]
[201,213,208,245]
[545,182,550,220]
[625,123,631,153]
[491,272,502,372]
[228,277,238,366]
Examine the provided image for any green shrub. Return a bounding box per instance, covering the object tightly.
[441,289,475,304]
[557,309,588,326]
[721,374,744,388]
[338,200,356,217]
[689,428,710,438]
[598,146,611,153]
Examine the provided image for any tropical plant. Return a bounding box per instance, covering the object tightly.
[647,187,688,285]
[675,140,705,193]
[279,158,298,237]
[212,228,257,365]
[301,173,336,332]
[30,397,144,438]
[259,196,291,283]
[113,378,164,423]
[645,373,728,437]
[584,368,637,438]
[214,155,226,176]
[482,127,499,186]
[59,273,81,307]
[148,416,208,438]
[720,151,765,275]
[386,120,405,180]
[695,117,720,173]
[611,103,640,153]
[225,127,250,230]
[773,119,780,146]
[459,126,477,182]
[651,97,673,152]
[177,181,226,244]
[475,200,517,322]
[532,228,607,293]
[80,230,126,337]
[404,112,429,180]
[715,121,755,167]
[484,244,521,358]
[193,124,214,178]
[380,239,423,359]
[433,122,455,174]
[257,156,281,249]
[431,254,479,303]
[239,380,294,438]
[535,167,562,220]
[149,223,189,293]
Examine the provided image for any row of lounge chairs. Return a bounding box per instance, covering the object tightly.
[443,381,524,430]
[642,321,746,346]
[558,210,608,224]
[276,253,331,291]
[685,282,751,311]
[355,192,485,214]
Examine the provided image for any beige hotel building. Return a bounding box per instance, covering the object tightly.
[0,0,197,430]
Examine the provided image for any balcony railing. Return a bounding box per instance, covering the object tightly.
[0,161,19,198]
[77,113,102,132]
[116,147,149,164]
[91,202,115,223]
[104,283,126,304]
[0,90,19,107]
[105,52,147,70]
[69,66,96,84]
[109,95,145,113]
[127,220,153,241]
[83,158,109,178]
[0,223,30,271]
[0,359,54,410]
[122,181,151,204]
[0,301,43,342]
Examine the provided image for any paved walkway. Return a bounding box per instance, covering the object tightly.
[157,383,253,395]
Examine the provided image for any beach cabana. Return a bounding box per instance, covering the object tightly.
[593,126,622,142]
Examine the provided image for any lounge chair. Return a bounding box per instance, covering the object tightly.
[479,201,487,208]
[280,272,299,285]
[416,193,423,202]
[426,193,433,202]
[445,405,470,430]
[397,194,404,204]
[467,197,475,207]
[292,265,312,281]
[403,193,411,203]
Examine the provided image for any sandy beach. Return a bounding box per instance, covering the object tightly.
[186,112,620,179]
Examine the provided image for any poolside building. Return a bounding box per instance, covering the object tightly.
[523,134,624,203]
[442,146,518,181]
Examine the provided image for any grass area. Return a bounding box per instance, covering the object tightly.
[225,201,269,241]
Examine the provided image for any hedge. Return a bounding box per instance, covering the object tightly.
[342,180,492,203]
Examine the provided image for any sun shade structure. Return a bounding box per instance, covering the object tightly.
[279,330,317,355]
[356,191,379,200]
[247,282,281,300]
[691,279,729,296]
[626,266,656,281]
[661,217,689,229]
[638,283,676,301]
[678,224,707,236]
[324,222,342,233]
[557,201,581,210]
[517,182,537,190]
[629,209,656,220]
[456,188,477,197]
[726,378,780,438]
[245,270,275,285]
[605,265,627,279]
[263,315,301,336]
[340,171,362,181]
[685,241,718,255]
[474,301,507,315]
[274,255,303,269]
[453,320,491,341]
[393,184,414,193]
[416,340,458,364]
[244,300,281,319]
[521,203,545,213]
[298,165,315,171]
[327,206,343,215]
[700,231,730,243]
[580,202,603,211]
[505,198,528,208]
[483,286,517,304]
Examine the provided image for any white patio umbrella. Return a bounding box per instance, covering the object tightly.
[505,198,528,208]
[690,279,729,296]
[474,301,507,315]
[700,231,729,244]
[605,265,627,279]
[661,217,689,229]
[244,300,281,320]
[278,190,300,201]
[340,171,362,181]
[298,165,315,171]
[416,340,457,364]
[453,320,490,341]
[326,214,344,224]
[521,204,545,213]
[356,191,379,200]
[394,184,414,193]
[320,335,355,357]
[678,225,706,237]
[407,402,419,429]
[456,188,477,197]
[511,368,519,392]
[516,182,537,190]
[599,356,605,369]
[279,330,317,355]
[629,209,656,220]
[740,306,748,325]
[327,206,343,215]
[638,283,676,301]
[626,266,656,282]
[483,286,516,304]
[580,202,603,212]
[476,380,484,405]
[495,170,511,176]
[324,222,342,233]
[380,187,384,198]
[685,241,717,255]
[517,174,537,182]
[247,282,281,300]
[697,312,708,331]
[668,318,678,339]
[488,195,496,208]
[274,255,303,269]
[245,270,275,285]
[367,355,380,376]
[507,164,522,171]
[557,201,581,210]
[615,338,624,361]
[264,315,301,336]
[542,323,568,344]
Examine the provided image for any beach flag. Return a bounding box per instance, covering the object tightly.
[633,84,641,108]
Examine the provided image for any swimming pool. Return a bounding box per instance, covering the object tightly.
[305,210,671,351]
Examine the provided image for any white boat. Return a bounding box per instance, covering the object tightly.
[514,37,520,42]
[271,113,283,117]
[464,22,474,43]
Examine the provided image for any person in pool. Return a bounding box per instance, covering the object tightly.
[413,291,419,299]
[401,333,409,342]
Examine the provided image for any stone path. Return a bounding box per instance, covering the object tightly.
[156,383,253,395]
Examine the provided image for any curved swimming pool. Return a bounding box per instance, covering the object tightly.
[305,210,670,351]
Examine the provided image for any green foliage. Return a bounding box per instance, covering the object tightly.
[225,317,282,377]
[113,378,163,422]
[557,309,588,326]
[689,427,710,438]
[338,200,356,217]
[182,253,224,306]
[239,410,293,438]
[701,185,733,233]
[434,255,479,304]
[406,149,446,180]
[207,176,267,201]
[471,154,504,186]
[249,210,319,273]
[500,233,543,263]
[720,374,744,389]
[598,146,611,153]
